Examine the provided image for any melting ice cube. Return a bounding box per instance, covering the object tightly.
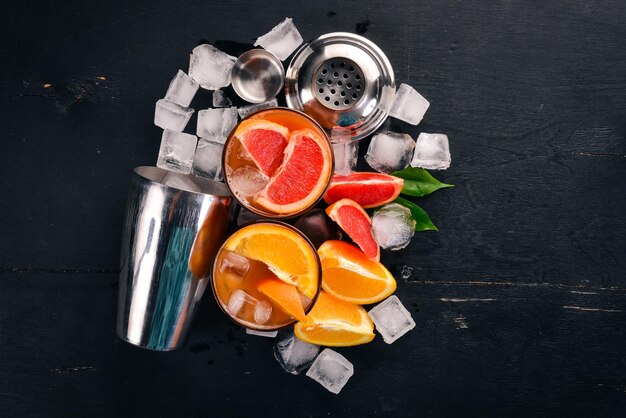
[196,107,238,142]
[164,70,199,107]
[273,330,320,375]
[227,289,258,317]
[371,203,416,250]
[388,83,430,125]
[254,18,304,61]
[332,141,358,176]
[368,295,416,344]
[410,133,451,170]
[162,172,201,193]
[306,348,354,394]
[212,89,232,108]
[192,138,224,181]
[229,165,269,196]
[365,131,415,173]
[237,98,278,118]
[253,300,273,325]
[188,44,236,90]
[156,129,198,174]
[219,251,250,278]
[154,99,194,132]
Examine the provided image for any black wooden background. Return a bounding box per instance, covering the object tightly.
[2,1,625,416]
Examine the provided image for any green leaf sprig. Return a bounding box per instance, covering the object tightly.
[392,167,454,197]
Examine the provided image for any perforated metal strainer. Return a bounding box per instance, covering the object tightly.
[285,32,395,142]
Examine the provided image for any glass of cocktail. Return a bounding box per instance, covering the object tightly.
[222,107,334,219]
[211,221,321,331]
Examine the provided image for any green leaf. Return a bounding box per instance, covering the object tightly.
[392,167,454,197]
[393,197,439,232]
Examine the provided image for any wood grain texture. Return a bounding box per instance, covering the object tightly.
[1,0,625,416]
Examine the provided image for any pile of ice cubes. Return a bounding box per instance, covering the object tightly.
[153,18,304,181]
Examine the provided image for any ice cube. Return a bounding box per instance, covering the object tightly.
[227,289,258,316]
[410,133,451,170]
[196,107,238,142]
[229,165,269,196]
[371,203,416,250]
[246,329,278,338]
[164,70,199,107]
[306,348,354,394]
[332,141,358,176]
[368,295,416,344]
[237,98,278,118]
[254,18,304,61]
[388,83,430,125]
[154,99,194,131]
[365,131,415,173]
[192,138,223,181]
[156,130,198,174]
[188,44,236,90]
[219,251,250,278]
[253,300,273,325]
[293,209,342,248]
[273,330,320,375]
[212,89,232,107]
[162,171,201,193]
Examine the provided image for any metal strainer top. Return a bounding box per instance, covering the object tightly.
[285,32,395,142]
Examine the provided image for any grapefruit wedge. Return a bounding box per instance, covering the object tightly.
[326,198,380,261]
[256,129,332,215]
[324,172,404,208]
[234,119,289,176]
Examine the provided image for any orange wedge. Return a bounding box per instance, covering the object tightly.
[294,291,375,347]
[257,276,307,321]
[318,240,396,304]
[223,223,319,298]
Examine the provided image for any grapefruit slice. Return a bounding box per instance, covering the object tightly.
[256,129,332,214]
[234,119,289,176]
[294,291,375,347]
[257,276,307,321]
[318,240,396,304]
[324,172,404,208]
[326,198,380,261]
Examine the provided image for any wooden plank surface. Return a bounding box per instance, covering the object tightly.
[1,0,625,416]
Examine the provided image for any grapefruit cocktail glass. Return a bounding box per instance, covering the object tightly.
[222,107,334,219]
[211,221,322,331]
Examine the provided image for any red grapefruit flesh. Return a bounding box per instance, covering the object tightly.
[256,129,332,214]
[326,199,380,261]
[324,172,404,208]
[235,119,289,177]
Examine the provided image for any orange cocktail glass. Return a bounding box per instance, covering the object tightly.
[211,221,321,331]
[222,107,334,219]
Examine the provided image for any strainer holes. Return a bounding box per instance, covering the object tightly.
[318,78,323,84]
[325,96,330,102]
[356,85,362,91]
[352,93,357,99]
[347,82,352,88]
[339,62,345,67]
[355,74,361,80]
[334,100,339,106]
[340,91,346,97]
[330,63,336,68]
[319,88,324,93]
[327,80,332,85]
[344,99,350,105]
[337,81,342,86]
[349,66,354,72]
[333,72,339,77]
[343,73,348,79]
[330,89,336,94]
[321,69,327,75]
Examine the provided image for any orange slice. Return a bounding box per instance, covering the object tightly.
[326,198,380,261]
[256,129,332,214]
[235,119,289,177]
[223,223,319,298]
[294,291,375,347]
[318,240,396,304]
[257,276,307,321]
